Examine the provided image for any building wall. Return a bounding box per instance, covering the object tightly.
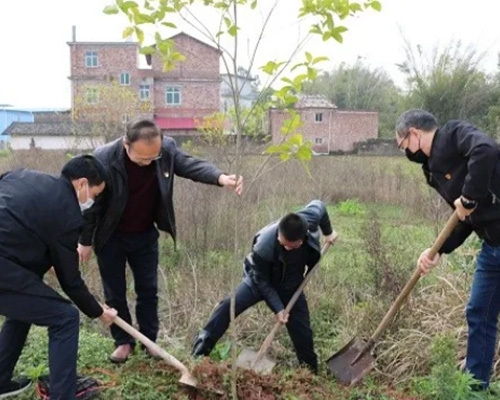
[68,34,221,123]
[0,109,33,135]
[11,136,105,150]
[220,75,257,111]
[269,109,379,153]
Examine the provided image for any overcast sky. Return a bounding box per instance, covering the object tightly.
[1,0,500,108]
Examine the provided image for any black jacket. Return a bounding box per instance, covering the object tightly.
[79,136,223,252]
[243,200,333,313]
[417,120,500,253]
[0,169,102,318]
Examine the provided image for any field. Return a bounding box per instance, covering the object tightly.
[0,149,497,399]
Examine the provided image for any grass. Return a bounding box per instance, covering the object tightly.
[3,199,495,400]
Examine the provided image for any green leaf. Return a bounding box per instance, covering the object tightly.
[228,25,239,37]
[161,21,177,28]
[250,0,257,9]
[223,17,232,28]
[296,145,313,161]
[260,61,283,75]
[134,26,144,43]
[103,4,119,14]
[139,46,156,55]
[371,0,382,11]
[122,26,135,39]
[312,56,329,65]
[305,52,313,63]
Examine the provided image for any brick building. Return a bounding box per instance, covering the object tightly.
[68,31,221,136]
[269,95,378,153]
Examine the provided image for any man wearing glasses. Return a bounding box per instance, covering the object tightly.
[396,109,500,391]
[191,200,337,374]
[77,118,242,363]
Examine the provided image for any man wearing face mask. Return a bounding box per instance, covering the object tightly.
[396,109,500,391]
[77,118,243,363]
[191,200,337,374]
[0,155,118,400]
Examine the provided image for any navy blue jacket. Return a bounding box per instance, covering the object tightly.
[243,200,333,313]
[0,169,102,318]
[416,121,500,252]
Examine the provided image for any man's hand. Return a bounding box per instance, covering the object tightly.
[453,197,476,221]
[324,231,338,245]
[418,248,441,275]
[275,310,289,324]
[218,174,243,196]
[99,305,118,326]
[77,244,93,263]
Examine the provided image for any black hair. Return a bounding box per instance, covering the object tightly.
[395,109,439,138]
[278,213,308,242]
[61,155,108,187]
[125,118,162,144]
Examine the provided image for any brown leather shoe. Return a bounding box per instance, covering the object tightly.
[109,344,133,364]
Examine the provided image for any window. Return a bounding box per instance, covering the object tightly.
[121,114,129,124]
[315,113,323,122]
[165,86,181,105]
[120,72,130,85]
[85,51,98,68]
[139,84,150,101]
[315,138,323,144]
[85,88,99,104]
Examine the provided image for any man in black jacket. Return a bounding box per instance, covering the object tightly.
[0,155,117,400]
[77,118,242,363]
[396,109,500,390]
[191,200,337,373]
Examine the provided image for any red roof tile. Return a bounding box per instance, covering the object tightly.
[155,117,196,130]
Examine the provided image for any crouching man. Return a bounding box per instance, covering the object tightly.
[191,200,337,374]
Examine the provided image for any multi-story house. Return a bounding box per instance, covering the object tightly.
[220,73,259,112]
[269,95,379,154]
[68,31,221,136]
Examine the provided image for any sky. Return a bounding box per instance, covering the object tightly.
[1,0,500,109]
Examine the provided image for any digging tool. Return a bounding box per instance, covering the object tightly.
[326,211,460,386]
[113,316,198,387]
[236,242,332,374]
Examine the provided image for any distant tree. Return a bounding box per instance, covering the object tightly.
[397,40,500,133]
[303,60,401,138]
[73,81,153,144]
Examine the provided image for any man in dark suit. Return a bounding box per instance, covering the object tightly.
[191,200,337,373]
[396,109,500,391]
[77,119,242,363]
[0,155,117,400]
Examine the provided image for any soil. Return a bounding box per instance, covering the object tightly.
[177,358,420,400]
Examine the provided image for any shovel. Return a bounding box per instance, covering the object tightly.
[326,211,459,385]
[236,242,332,374]
[113,316,198,387]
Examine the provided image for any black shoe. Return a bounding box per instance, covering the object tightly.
[37,374,100,400]
[191,330,215,357]
[0,377,31,399]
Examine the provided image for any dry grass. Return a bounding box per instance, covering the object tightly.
[0,147,482,389]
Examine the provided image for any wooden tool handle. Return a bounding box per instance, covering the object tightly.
[254,242,332,362]
[370,211,459,342]
[113,316,189,374]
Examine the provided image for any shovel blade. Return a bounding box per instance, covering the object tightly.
[326,338,375,386]
[235,348,276,374]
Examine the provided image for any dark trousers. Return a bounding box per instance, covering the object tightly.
[465,241,500,388]
[97,227,159,347]
[202,281,318,372]
[0,289,79,400]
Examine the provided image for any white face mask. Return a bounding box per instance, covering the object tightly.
[79,183,95,212]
